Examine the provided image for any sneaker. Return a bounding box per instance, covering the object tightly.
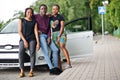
[49,68,54,75]
[53,67,62,75]
[49,67,62,75]
[65,65,72,69]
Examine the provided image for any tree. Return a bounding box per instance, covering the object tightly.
[30,0,89,31]
[13,10,24,19]
[107,0,120,27]
[0,20,4,29]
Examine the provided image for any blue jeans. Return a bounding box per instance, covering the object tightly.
[40,34,58,69]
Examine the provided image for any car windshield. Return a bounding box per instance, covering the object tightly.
[0,19,18,33]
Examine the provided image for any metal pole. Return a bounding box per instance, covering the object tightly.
[102,14,104,39]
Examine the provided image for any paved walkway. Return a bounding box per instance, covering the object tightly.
[1,35,120,80]
[54,35,120,80]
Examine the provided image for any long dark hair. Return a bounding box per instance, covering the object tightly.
[24,7,34,19]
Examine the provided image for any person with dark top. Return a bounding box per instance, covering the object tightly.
[18,8,40,77]
[50,4,72,69]
[34,4,62,75]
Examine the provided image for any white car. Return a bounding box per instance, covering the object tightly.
[0,18,93,67]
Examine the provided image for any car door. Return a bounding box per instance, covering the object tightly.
[61,17,93,58]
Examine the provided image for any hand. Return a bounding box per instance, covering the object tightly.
[56,36,60,46]
[36,43,40,51]
[23,40,28,49]
[47,37,51,45]
[46,12,52,17]
[57,36,60,42]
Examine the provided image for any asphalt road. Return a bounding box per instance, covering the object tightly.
[0,65,58,80]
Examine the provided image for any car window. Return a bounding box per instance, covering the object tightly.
[0,19,18,33]
[65,17,92,34]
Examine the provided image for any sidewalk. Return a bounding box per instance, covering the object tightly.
[54,35,120,80]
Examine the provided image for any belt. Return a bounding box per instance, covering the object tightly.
[39,31,47,34]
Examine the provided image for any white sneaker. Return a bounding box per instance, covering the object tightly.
[65,65,72,69]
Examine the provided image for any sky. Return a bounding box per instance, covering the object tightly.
[0,0,37,22]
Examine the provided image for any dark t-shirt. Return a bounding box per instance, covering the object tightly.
[20,18,36,42]
[50,14,65,32]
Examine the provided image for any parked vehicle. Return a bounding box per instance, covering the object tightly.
[0,17,93,67]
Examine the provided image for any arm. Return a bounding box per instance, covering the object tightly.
[47,27,51,45]
[57,21,65,42]
[18,19,28,49]
[34,23,40,50]
[47,19,51,45]
[58,21,65,37]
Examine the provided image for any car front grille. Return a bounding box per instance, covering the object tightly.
[0,59,19,63]
[0,51,19,53]
[0,44,19,54]
[0,45,19,49]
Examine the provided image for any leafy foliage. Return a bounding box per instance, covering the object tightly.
[1,0,120,35]
[31,0,90,31]
[0,20,4,29]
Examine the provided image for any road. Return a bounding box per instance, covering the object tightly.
[0,65,57,80]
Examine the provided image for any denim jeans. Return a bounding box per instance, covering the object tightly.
[19,40,36,69]
[40,34,58,69]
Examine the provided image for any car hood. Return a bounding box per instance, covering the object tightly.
[0,33,20,45]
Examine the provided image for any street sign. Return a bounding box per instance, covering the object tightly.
[98,6,106,14]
